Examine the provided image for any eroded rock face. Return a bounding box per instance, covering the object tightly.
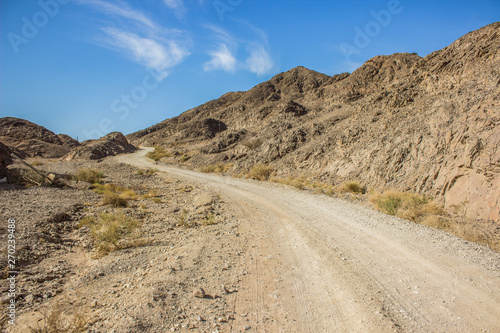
[0,141,13,179]
[126,22,500,223]
[0,117,79,158]
[64,132,136,161]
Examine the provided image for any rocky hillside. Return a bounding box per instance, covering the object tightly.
[128,22,500,223]
[0,117,80,158]
[64,132,136,161]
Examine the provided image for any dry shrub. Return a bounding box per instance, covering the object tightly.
[74,168,104,184]
[29,305,87,333]
[146,146,172,161]
[338,181,366,194]
[272,176,307,190]
[93,183,137,207]
[248,163,273,181]
[370,190,446,222]
[199,163,230,174]
[79,213,139,255]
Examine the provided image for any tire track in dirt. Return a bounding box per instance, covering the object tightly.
[118,148,500,332]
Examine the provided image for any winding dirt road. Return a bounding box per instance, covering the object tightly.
[118,148,500,332]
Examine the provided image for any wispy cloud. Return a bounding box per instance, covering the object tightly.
[203,24,274,75]
[79,0,191,79]
[163,0,186,18]
[246,43,273,75]
[79,0,155,28]
[204,44,236,72]
[102,27,189,79]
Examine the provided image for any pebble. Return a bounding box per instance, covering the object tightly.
[193,287,206,298]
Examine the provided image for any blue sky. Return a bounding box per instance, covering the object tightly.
[1,0,499,140]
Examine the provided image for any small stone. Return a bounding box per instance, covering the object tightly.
[193,288,206,298]
[91,300,98,307]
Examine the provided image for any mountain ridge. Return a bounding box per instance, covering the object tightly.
[127,22,500,223]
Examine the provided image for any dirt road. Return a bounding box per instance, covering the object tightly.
[118,148,500,332]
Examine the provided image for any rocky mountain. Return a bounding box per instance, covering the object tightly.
[128,22,500,223]
[63,132,136,161]
[0,117,80,158]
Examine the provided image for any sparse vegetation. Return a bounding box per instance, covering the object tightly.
[146,146,172,161]
[370,191,445,222]
[79,213,139,255]
[199,163,231,174]
[179,155,190,163]
[93,183,137,207]
[248,163,273,181]
[202,213,216,226]
[31,160,44,166]
[28,305,87,333]
[176,209,189,227]
[338,181,366,195]
[137,168,159,175]
[74,168,104,184]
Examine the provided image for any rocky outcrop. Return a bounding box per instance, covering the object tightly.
[64,132,136,161]
[0,117,79,158]
[127,22,499,223]
[0,142,13,179]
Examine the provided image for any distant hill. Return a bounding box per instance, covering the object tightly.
[0,117,80,158]
[128,22,500,223]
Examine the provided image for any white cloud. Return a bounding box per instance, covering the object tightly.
[203,44,237,72]
[246,44,274,75]
[103,27,190,79]
[79,0,154,28]
[162,0,186,18]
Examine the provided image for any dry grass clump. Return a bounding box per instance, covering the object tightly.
[271,176,308,190]
[179,154,190,163]
[28,306,87,333]
[199,163,231,174]
[370,191,446,222]
[79,213,139,255]
[93,183,137,207]
[248,163,273,181]
[338,181,366,195]
[137,168,158,175]
[146,146,172,161]
[74,168,104,184]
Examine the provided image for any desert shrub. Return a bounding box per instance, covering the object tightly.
[28,305,87,333]
[179,155,190,163]
[93,183,137,207]
[74,168,104,184]
[272,176,307,190]
[370,191,445,222]
[137,168,159,175]
[202,213,216,226]
[248,163,273,181]
[79,213,139,255]
[338,181,366,194]
[199,163,230,174]
[146,146,172,161]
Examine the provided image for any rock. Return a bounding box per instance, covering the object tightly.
[126,23,500,224]
[193,193,213,208]
[0,117,79,158]
[193,287,206,298]
[64,132,135,161]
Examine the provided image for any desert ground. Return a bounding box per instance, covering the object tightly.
[1,148,499,333]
